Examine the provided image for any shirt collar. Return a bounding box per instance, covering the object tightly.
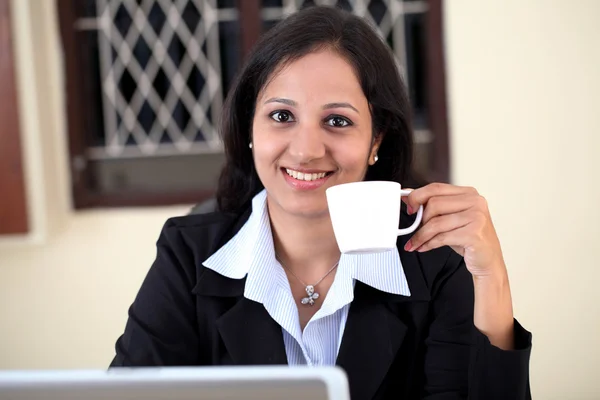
[202,190,282,302]
[203,190,300,340]
[202,189,411,306]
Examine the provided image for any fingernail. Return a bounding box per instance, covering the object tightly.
[406,205,413,215]
[404,240,412,252]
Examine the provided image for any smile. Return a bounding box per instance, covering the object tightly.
[284,168,331,181]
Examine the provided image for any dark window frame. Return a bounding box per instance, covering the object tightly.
[426,0,450,183]
[57,0,449,209]
[0,0,29,234]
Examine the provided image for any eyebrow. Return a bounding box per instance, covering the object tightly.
[264,97,297,106]
[263,98,359,114]
[322,102,359,114]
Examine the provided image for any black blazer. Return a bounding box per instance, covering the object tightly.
[110,208,532,400]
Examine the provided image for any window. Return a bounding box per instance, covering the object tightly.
[0,0,29,234]
[57,0,449,209]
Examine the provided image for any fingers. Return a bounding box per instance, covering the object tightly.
[400,183,492,255]
[403,183,478,214]
[410,223,476,253]
[405,209,481,252]
[420,193,481,225]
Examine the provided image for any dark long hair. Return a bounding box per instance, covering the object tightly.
[216,6,415,213]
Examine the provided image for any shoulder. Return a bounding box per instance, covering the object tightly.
[157,209,251,265]
[163,211,241,233]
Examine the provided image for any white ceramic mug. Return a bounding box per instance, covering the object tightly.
[325,181,424,254]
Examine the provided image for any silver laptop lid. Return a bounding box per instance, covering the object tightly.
[0,366,350,400]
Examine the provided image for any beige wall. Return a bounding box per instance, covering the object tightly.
[0,0,190,369]
[0,0,598,399]
[445,1,600,399]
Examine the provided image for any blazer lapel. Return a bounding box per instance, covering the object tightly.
[187,207,287,365]
[192,268,288,365]
[336,283,408,400]
[337,242,432,400]
[216,296,288,365]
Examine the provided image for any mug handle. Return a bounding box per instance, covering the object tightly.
[397,189,423,236]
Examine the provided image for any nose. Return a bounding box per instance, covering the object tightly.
[287,122,326,164]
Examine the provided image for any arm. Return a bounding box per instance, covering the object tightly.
[473,270,514,350]
[110,222,199,367]
[422,251,532,399]
[403,183,532,398]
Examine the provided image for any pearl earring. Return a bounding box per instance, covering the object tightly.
[374,154,379,163]
[249,143,253,149]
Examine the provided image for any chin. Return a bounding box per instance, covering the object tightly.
[275,192,330,219]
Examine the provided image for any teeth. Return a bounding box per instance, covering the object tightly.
[285,169,328,181]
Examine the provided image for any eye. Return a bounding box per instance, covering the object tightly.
[269,110,295,123]
[325,115,352,128]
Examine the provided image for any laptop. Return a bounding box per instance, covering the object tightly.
[0,366,350,400]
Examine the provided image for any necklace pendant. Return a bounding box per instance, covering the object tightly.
[301,285,320,306]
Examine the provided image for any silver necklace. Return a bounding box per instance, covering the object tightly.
[276,255,339,306]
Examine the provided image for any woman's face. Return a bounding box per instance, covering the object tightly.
[252,49,380,219]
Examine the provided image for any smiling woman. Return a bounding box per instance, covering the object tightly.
[217,9,413,215]
[252,49,379,218]
[110,6,532,400]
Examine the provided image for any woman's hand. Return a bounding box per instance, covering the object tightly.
[402,183,505,278]
[402,183,515,349]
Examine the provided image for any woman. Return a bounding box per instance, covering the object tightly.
[111,6,532,400]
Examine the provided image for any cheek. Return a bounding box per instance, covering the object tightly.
[252,132,284,170]
[331,140,372,170]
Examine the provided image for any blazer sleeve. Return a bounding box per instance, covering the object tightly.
[422,251,532,400]
[109,222,200,367]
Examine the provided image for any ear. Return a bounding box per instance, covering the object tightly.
[368,134,383,165]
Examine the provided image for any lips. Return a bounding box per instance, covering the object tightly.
[280,167,334,190]
[284,168,331,181]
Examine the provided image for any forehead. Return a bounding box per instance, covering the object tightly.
[258,50,367,105]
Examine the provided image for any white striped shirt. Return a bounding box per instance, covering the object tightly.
[203,190,411,366]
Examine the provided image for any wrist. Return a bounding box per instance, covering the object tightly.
[472,260,509,285]
[472,263,515,350]
[473,272,508,290]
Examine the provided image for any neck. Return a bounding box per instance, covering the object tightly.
[267,198,340,278]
